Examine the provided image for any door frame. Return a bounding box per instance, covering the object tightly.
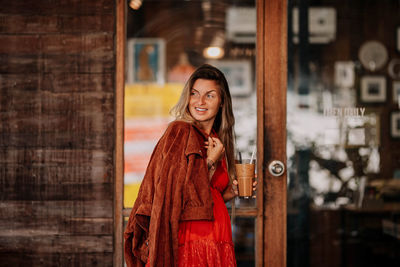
[256,0,287,266]
[114,0,125,266]
[114,0,287,266]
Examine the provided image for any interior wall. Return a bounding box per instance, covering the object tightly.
[298,0,400,178]
[0,1,116,265]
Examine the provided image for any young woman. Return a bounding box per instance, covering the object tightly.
[125,64,249,267]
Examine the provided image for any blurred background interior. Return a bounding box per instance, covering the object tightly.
[124,0,400,266]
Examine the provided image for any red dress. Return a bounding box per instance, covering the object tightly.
[178,158,237,267]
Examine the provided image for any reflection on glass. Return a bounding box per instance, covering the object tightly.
[287,1,400,266]
[232,217,255,267]
[124,0,256,205]
[124,0,257,265]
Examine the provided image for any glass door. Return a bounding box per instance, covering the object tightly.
[287,1,400,267]
[123,0,260,266]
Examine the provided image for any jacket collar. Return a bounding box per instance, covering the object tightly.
[185,123,209,157]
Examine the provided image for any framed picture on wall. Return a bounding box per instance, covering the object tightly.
[391,111,400,138]
[343,110,380,147]
[208,60,252,96]
[393,81,400,105]
[360,76,386,103]
[127,38,166,84]
[334,61,355,88]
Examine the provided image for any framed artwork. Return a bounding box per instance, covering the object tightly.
[344,110,380,147]
[391,111,400,138]
[208,60,252,96]
[393,81,400,105]
[127,38,165,84]
[360,76,386,103]
[334,61,355,88]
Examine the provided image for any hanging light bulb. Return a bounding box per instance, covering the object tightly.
[203,31,225,59]
[129,0,143,10]
[203,47,224,59]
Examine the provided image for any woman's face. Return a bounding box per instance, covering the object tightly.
[188,79,222,128]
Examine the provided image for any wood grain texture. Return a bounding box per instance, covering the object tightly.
[0,92,114,114]
[0,253,113,266]
[0,200,113,219]
[0,0,114,15]
[0,133,114,149]
[0,149,112,166]
[0,236,113,253]
[0,14,115,34]
[261,0,287,267]
[256,1,266,266]
[0,165,112,184]
[0,217,113,236]
[0,0,116,265]
[114,0,126,266]
[0,33,114,54]
[1,73,114,92]
[1,183,113,201]
[0,53,115,74]
[0,114,114,134]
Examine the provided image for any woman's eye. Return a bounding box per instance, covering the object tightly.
[207,94,215,98]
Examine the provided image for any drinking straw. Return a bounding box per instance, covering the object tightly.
[250,146,256,164]
[238,152,242,164]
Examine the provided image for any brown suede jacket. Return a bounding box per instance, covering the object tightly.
[124,120,215,267]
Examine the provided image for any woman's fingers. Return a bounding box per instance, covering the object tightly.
[211,137,222,147]
[208,136,213,145]
[252,180,257,198]
[252,180,257,192]
[206,137,225,162]
[232,180,239,195]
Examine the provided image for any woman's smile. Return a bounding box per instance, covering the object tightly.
[194,107,208,113]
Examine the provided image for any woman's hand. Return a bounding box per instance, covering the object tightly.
[223,179,258,202]
[232,179,258,198]
[204,136,225,163]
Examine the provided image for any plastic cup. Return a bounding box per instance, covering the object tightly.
[235,160,255,198]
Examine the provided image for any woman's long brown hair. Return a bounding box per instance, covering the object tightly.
[170,64,236,179]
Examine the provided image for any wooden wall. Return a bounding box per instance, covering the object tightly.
[0,0,116,265]
[324,0,400,179]
[302,0,400,178]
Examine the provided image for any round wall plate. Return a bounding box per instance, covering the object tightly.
[358,41,388,72]
[388,59,400,79]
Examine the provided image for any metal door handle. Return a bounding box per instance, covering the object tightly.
[268,160,285,176]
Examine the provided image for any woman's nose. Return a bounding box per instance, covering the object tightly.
[198,95,206,105]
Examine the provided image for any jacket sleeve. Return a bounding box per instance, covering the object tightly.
[124,121,191,267]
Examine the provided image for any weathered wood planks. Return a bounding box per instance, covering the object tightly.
[0,0,116,265]
[0,217,113,236]
[0,33,114,54]
[0,200,113,219]
[0,0,114,15]
[0,15,115,34]
[0,53,115,73]
[0,253,113,266]
[0,236,113,253]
